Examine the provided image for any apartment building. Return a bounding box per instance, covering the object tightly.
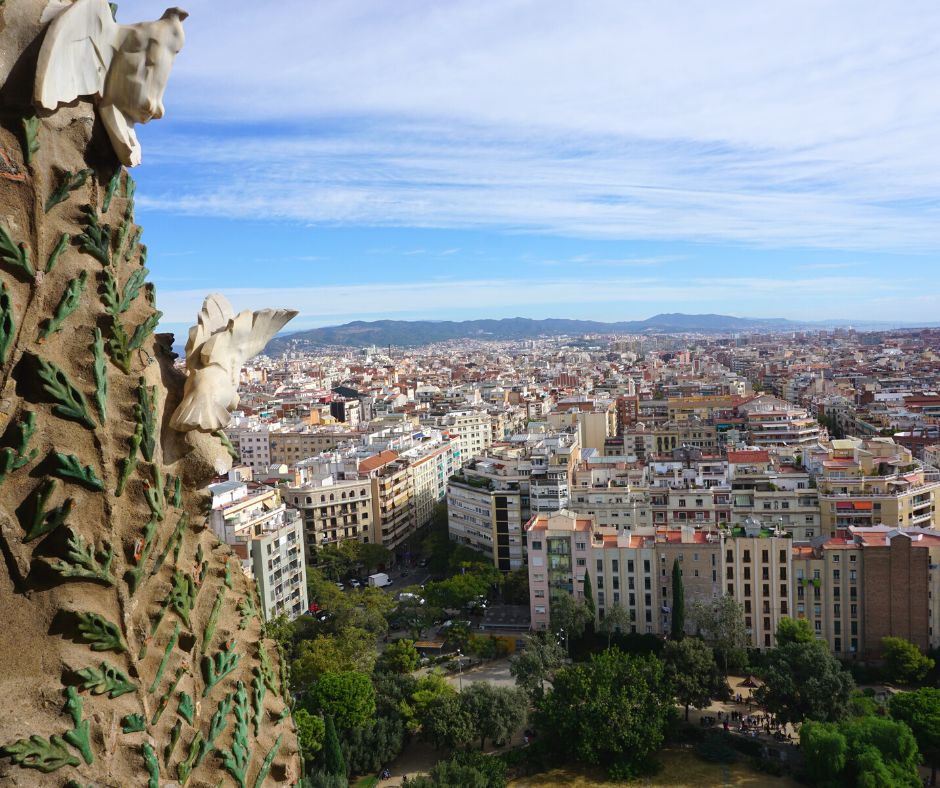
[809,437,940,534]
[208,480,308,621]
[427,409,493,460]
[738,395,821,447]
[446,469,526,571]
[282,476,374,553]
[526,512,790,649]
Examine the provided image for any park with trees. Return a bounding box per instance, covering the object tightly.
[267,522,940,786]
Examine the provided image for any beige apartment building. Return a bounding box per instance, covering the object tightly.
[527,511,791,649]
[283,477,374,553]
[808,438,940,534]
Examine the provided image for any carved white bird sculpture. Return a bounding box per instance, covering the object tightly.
[34,0,188,166]
[170,294,297,432]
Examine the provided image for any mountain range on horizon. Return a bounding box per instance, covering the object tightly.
[262,312,939,353]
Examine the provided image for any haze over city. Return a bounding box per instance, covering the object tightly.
[111,0,940,337]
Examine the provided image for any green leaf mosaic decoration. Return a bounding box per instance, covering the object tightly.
[39,270,87,340]
[0,224,33,277]
[0,734,79,772]
[76,205,111,266]
[75,611,126,653]
[0,410,38,484]
[45,232,70,273]
[202,641,239,697]
[0,280,15,365]
[22,478,73,543]
[50,530,114,584]
[50,452,104,491]
[21,115,40,165]
[63,686,93,765]
[92,328,108,422]
[76,661,135,698]
[45,169,92,213]
[33,354,96,429]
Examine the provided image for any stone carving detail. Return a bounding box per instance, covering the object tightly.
[170,294,297,432]
[34,0,188,166]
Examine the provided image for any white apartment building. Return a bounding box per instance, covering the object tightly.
[209,480,308,621]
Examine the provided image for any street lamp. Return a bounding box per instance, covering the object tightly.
[455,649,463,691]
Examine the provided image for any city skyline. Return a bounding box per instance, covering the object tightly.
[118,0,940,336]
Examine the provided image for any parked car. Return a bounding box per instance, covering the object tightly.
[418,558,429,567]
[400,570,410,578]
[398,592,425,605]
[349,579,361,589]
[335,582,345,591]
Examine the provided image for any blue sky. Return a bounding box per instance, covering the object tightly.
[118,0,940,337]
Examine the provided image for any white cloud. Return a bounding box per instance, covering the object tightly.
[121,0,940,250]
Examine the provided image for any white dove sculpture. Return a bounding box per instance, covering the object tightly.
[170,294,297,433]
[34,0,188,166]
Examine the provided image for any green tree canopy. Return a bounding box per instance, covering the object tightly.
[379,638,420,674]
[322,714,346,778]
[459,682,528,750]
[357,542,391,573]
[501,567,529,605]
[291,627,377,689]
[775,616,815,645]
[509,633,564,701]
[294,708,326,761]
[420,691,476,751]
[599,604,632,648]
[308,671,377,731]
[801,720,847,786]
[663,637,728,720]
[802,716,921,788]
[688,595,749,674]
[890,687,940,785]
[550,593,593,655]
[536,649,673,776]
[882,636,935,685]
[755,639,855,726]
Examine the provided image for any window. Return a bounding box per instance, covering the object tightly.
[780,549,786,562]
[612,559,619,573]
[832,554,840,563]
[534,590,545,598]
[833,569,840,581]
[743,550,751,562]
[779,567,787,580]
[596,559,603,573]
[576,558,586,567]
[762,550,769,563]
[531,540,542,551]
[627,560,634,573]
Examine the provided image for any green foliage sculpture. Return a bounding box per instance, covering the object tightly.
[0,9,299,785]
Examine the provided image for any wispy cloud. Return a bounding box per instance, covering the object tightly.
[123,0,940,252]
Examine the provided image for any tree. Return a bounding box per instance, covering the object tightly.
[550,593,593,655]
[501,567,529,605]
[599,604,632,648]
[688,595,749,674]
[890,687,940,785]
[407,672,458,735]
[292,628,377,688]
[294,708,326,760]
[424,573,490,610]
[663,638,728,720]
[409,751,507,788]
[380,638,420,674]
[340,716,406,777]
[393,594,442,640]
[460,682,528,750]
[509,634,564,701]
[536,649,672,775]
[755,639,855,727]
[357,542,391,573]
[421,691,475,750]
[308,672,376,731]
[582,569,595,619]
[801,716,921,788]
[800,720,848,786]
[322,714,346,778]
[263,613,296,653]
[883,636,935,685]
[776,616,815,645]
[670,559,685,640]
